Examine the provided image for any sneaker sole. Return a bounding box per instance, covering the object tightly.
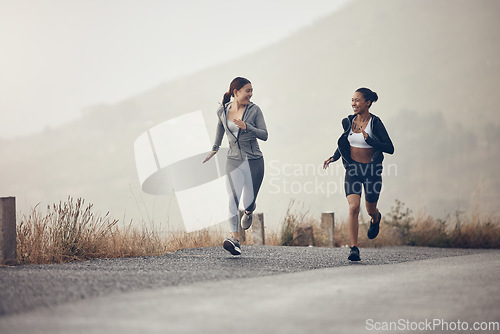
[348,254,361,261]
[241,219,252,230]
[241,214,253,230]
[223,240,241,256]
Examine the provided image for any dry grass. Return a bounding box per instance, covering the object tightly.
[165,229,226,251]
[280,199,500,249]
[16,197,228,265]
[17,197,165,264]
[280,199,312,246]
[16,197,499,265]
[16,197,280,265]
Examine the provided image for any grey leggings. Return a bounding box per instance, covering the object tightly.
[226,157,265,233]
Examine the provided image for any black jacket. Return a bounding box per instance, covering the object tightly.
[330,113,394,168]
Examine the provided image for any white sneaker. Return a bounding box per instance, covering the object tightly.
[240,211,253,230]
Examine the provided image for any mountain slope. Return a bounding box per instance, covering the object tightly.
[2,0,499,228]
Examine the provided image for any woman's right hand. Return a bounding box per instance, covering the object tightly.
[323,157,333,169]
[203,151,217,163]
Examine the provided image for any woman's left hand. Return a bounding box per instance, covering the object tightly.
[362,130,368,140]
[233,119,246,130]
[323,157,333,169]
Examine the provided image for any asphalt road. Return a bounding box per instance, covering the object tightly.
[1,246,499,333]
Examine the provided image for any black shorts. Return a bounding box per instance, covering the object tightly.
[344,162,382,203]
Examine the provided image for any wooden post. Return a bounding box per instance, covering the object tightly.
[251,213,265,245]
[238,211,246,243]
[321,212,335,247]
[0,197,17,265]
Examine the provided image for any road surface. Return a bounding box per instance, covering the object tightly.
[1,246,498,333]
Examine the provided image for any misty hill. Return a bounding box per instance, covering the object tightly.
[2,0,499,230]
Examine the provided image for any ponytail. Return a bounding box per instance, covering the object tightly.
[222,91,232,106]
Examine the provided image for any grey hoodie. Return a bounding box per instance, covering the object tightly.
[212,102,268,160]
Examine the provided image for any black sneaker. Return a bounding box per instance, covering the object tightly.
[348,246,361,261]
[367,212,381,239]
[223,237,241,256]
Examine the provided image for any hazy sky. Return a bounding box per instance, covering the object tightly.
[0,0,351,139]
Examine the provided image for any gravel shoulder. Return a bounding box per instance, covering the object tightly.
[0,246,489,316]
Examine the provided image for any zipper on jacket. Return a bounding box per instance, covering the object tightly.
[223,103,241,159]
[224,104,238,141]
[338,115,355,163]
[237,104,250,159]
[223,103,254,160]
[225,103,250,139]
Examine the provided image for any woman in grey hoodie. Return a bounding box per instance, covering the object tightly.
[203,77,268,255]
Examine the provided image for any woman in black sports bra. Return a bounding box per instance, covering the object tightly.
[323,87,394,261]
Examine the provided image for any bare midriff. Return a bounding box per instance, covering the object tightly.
[350,146,374,164]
